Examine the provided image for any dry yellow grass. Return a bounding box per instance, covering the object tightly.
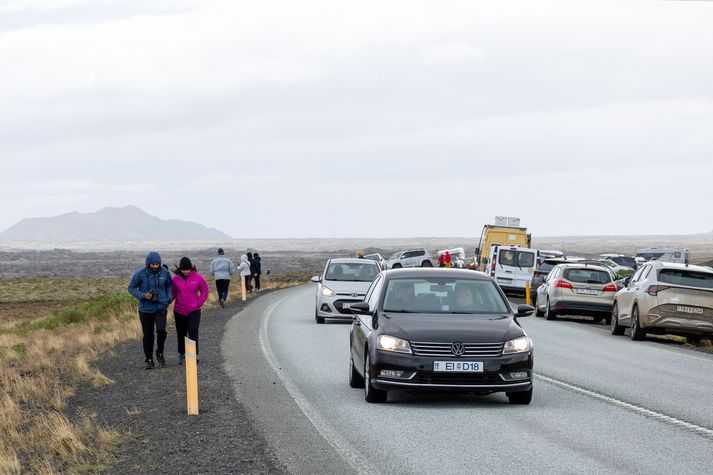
[0,271,312,473]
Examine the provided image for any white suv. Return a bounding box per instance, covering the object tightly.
[386,249,433,269]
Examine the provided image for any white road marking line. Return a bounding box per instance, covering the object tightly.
[536,374,713,440]
[259,296,377,475]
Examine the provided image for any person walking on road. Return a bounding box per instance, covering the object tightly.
[128,251,173,369]
[253,252,262,292]
[172,257,209,365]
[210,248,236,308]
[238,254,252,295]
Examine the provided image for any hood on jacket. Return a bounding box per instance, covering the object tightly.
[241,254,248,263]
[145,251,162,267]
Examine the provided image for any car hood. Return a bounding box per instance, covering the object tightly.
[321,280,373,295]
[379,313,524,343]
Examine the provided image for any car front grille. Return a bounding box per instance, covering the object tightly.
[410,341,504,357]
[414,373,509,385]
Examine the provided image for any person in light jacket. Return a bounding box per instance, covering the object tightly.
[128,251,173,369]
[238,254,252,295]
[210,248,236,308]
[171,257,209,364]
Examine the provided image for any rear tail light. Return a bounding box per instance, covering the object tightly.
[554,279,573,289]
[491,259,496,277]
[602,284,618,292]
[646,285,671,296]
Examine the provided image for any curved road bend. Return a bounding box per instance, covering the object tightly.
[223,285,713,474]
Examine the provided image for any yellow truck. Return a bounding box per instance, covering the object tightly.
[476,220,531,272]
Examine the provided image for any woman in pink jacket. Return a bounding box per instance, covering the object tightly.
[172,257,209,364]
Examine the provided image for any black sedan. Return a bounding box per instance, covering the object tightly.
[349,268,535,404]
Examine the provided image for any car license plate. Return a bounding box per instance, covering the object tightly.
[433,361,483,372]
[342,303,352,309]
[575,289,599,295]
[677,305,703,315]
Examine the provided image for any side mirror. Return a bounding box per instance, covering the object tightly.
[622,275,632,287]
[516,304,535,317]
[310,275,321,283]
[350,302,371,315]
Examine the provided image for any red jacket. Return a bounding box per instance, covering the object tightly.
[172,270,209,315]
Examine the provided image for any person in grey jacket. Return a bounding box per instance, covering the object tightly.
[128,251,173,369]
[210,248,236,308]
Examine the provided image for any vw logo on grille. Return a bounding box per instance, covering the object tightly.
[451,341,465,356]
[350,293,360,298]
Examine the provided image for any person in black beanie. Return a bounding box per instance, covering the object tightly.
[171,257,209,365]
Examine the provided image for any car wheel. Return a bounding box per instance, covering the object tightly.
[630,305,646,341]
[610,303,625,335]
[507,387,533,405]
[349,354,364,388]
[421,260,432,267]
[364,352,387,403]
[392,263,402,269]
[545,298,557,321]
[535,303,544,317]
[315,307,325,324]
[687,335,702,346]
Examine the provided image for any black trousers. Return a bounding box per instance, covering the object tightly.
[175,310,202,355]
[244,275,252,293]
[215,279,230,301]
[139,310,167,359]
[254,274,261,290]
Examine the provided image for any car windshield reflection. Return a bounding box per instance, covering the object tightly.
[382,278,510,314]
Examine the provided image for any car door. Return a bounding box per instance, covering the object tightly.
[352,275,383,373]
[537,266,557,310]
[616,265,648,323]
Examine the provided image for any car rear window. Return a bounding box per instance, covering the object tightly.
[382,278,510,314]
[325,262,379,282]
[658,269,713,289]
[498,250,536,268]
[563,269,612,284]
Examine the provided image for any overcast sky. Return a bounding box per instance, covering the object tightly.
[1,0,712,238]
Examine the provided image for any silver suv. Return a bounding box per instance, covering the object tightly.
[386,249,433,269]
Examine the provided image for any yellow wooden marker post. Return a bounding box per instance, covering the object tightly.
[525,281,532,306]
[241,276,247,302]
[185,337,199,415]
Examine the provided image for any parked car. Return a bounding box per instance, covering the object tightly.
[311,258,380,324]
[386,249,433,269]
[487,245,538,294]
[597,259,635,278]
[363,253,387,270]
[535,263,618,323]
[611,261,713,343]
[530,257,573,302]
[348,268,535,404]
[599,254,639,270]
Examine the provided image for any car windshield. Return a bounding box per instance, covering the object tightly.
[563,268,611,284]
[325,262,378,282]
[658,269,713,289]
[382,278,510,314]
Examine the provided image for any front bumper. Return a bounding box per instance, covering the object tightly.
[370,349,533,393]
[316,295,362,319]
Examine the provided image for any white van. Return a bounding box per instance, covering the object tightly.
[635,248,689,264]
[488,245,538,293]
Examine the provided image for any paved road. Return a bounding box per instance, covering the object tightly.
[223,285,713,474]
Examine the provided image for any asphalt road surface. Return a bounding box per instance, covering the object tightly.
[223,285,713,474]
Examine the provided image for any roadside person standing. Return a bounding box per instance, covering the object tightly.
[172,257,209,365]
[253,252,262,292]
[210,248,236,308]
[247,252,256,293]
[438,253,446,267]
[445,251,452,268]
[128,251,172,369]
[238,254,252,295]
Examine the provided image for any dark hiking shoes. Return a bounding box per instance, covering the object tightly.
[156,353,166,367]
[178,354,185,365]
[145,358,155,370]
[219,298,225,308]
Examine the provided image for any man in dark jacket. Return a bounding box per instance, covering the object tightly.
[253,252,262,292]
[128,251,173,369]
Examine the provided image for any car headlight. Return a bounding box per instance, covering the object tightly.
[377,334,412,354]
[321,287,336,297]
[503,336,531,354]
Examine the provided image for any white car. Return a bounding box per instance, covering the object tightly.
[611,261,713,343]
[311,258,380,324]
[386,249,433,269]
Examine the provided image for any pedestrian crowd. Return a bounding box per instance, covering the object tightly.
[128,248,263,369]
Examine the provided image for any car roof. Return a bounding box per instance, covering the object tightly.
[648,261,713,273]
[329,258,379,265]
[383,268,493,281]
[555,263,613,271]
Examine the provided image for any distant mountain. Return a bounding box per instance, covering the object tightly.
[0,206,232,241]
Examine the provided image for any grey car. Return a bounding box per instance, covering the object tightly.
[312,258,380,324]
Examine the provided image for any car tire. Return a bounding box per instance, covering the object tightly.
[349,354,364,388]
[610,303,625,335]
[364,352,387,403]
[392,263,402,269]
[421,260,432,267]
[630,305,646,341]
[544,299,557,321]
[507,387,533,405]
[315,308,325,324]
[535,304,544,317]
[687,335,702,346]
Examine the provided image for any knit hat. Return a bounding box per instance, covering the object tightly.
[179,257,193,270]
[218,248,224,255]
